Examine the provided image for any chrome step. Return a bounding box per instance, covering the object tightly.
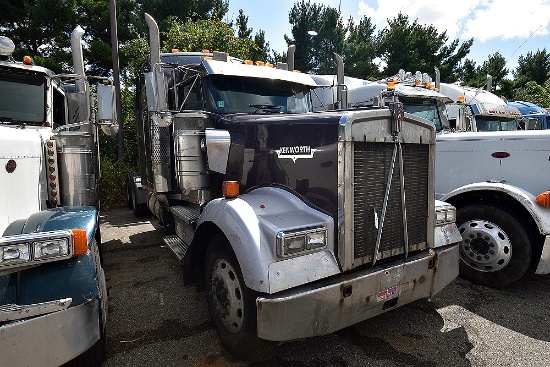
[163,234,189,261]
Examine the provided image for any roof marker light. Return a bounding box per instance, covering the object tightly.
[23,55,33,65]
[244,60,253,65]
[172,49,179,53]
[458,96,465,103]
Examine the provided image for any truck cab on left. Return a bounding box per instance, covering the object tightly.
[0,27,117,367]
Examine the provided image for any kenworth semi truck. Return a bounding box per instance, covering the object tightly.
[125,14,461,360]
[313,67,550,287]
[0,27,116,366]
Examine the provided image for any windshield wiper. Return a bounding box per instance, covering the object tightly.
[249,104,284,114]
[0,117,25,125]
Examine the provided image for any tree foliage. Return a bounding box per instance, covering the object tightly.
[513,49,550,87]
[377,13,473,82]
[284,0,324,73]
[343,16,379,80]
[513,80,550,107]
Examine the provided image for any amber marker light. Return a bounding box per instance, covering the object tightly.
[23,55,33,65]
[222,181,239,198]
[202,49,210,53]
[72,229,88,255]
[387,81,395,90]
[536,192,550,207]
[172,49,179,53]
[458,96,465,103]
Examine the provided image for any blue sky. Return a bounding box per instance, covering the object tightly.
[226,0,550,76]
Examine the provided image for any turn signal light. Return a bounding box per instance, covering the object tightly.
[222,181,239,198]
[536,192,550,207]
[72,229,88,255]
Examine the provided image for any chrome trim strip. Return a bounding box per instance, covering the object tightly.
[373,143,397,266]
[0,298,72,322]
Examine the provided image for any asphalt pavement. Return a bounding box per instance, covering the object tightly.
[99,207,550,367]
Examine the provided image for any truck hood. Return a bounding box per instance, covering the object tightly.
[0,126,47,234]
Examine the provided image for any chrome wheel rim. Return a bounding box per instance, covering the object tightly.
[210,258,245,333]
[459,219,512,272]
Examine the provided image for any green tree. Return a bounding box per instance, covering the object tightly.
[251,30,271,62]
[162,17,257,61]
[342,16,379,80]
[513,49,550,86]
[236,9,252,39]
[378,13,472,82]
[284,0,324,73]
[513,80,550,107]
[0,0,79,73]
[459,52,512,96]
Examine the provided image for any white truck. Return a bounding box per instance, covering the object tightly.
[313,64,550,287]
[437,75,523,132]
[0,28,116,366]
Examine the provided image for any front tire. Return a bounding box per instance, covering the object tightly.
[456,204,532,287]
[205,235,271,361]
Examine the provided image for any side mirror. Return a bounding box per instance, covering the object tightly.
[97,83,119,136]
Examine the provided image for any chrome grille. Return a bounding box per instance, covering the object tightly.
[353,142,428,263]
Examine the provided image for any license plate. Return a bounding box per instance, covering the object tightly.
[377,285,398,302]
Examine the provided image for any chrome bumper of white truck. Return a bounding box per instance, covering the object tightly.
[256,244,459,341]
[0,298,100,367]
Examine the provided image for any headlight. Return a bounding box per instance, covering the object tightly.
[277,227,327,257]
[445,208,456,223]
[0,230,77,270]
[0,243,31,265]
[34,238,70,260]
[435,205,457,225]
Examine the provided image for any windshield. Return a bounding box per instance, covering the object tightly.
[401,97,450,131]
[475,117,519,131]
[0,69,46,124]
[205,75,311,114]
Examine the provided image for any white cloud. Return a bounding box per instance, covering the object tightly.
[357,0,550,43]
[462,0,550,42]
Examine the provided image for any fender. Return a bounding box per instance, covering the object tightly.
[440,182,550,235]
[197,186,340,294]
[0,206,100,306]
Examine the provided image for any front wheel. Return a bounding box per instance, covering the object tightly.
[205,235,271,361]
[457,204,532,287]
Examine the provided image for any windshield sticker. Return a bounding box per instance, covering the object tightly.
[217,100,225,108]
[275,146,317,163]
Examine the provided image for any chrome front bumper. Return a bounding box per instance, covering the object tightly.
[256,244,459,341]
[0,298,100,367]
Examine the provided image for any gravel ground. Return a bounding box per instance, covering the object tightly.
[99,207,550,367]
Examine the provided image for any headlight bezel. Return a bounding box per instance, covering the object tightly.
[276,227,327,258]
[435,206,457,225]
[0,230,75,269]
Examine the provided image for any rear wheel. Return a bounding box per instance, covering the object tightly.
[457,204,532,287]
[205,235,271,361]
[125,173,134,209]
[131,186,148,217]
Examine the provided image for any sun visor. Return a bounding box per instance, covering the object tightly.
[202,59,319,87]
